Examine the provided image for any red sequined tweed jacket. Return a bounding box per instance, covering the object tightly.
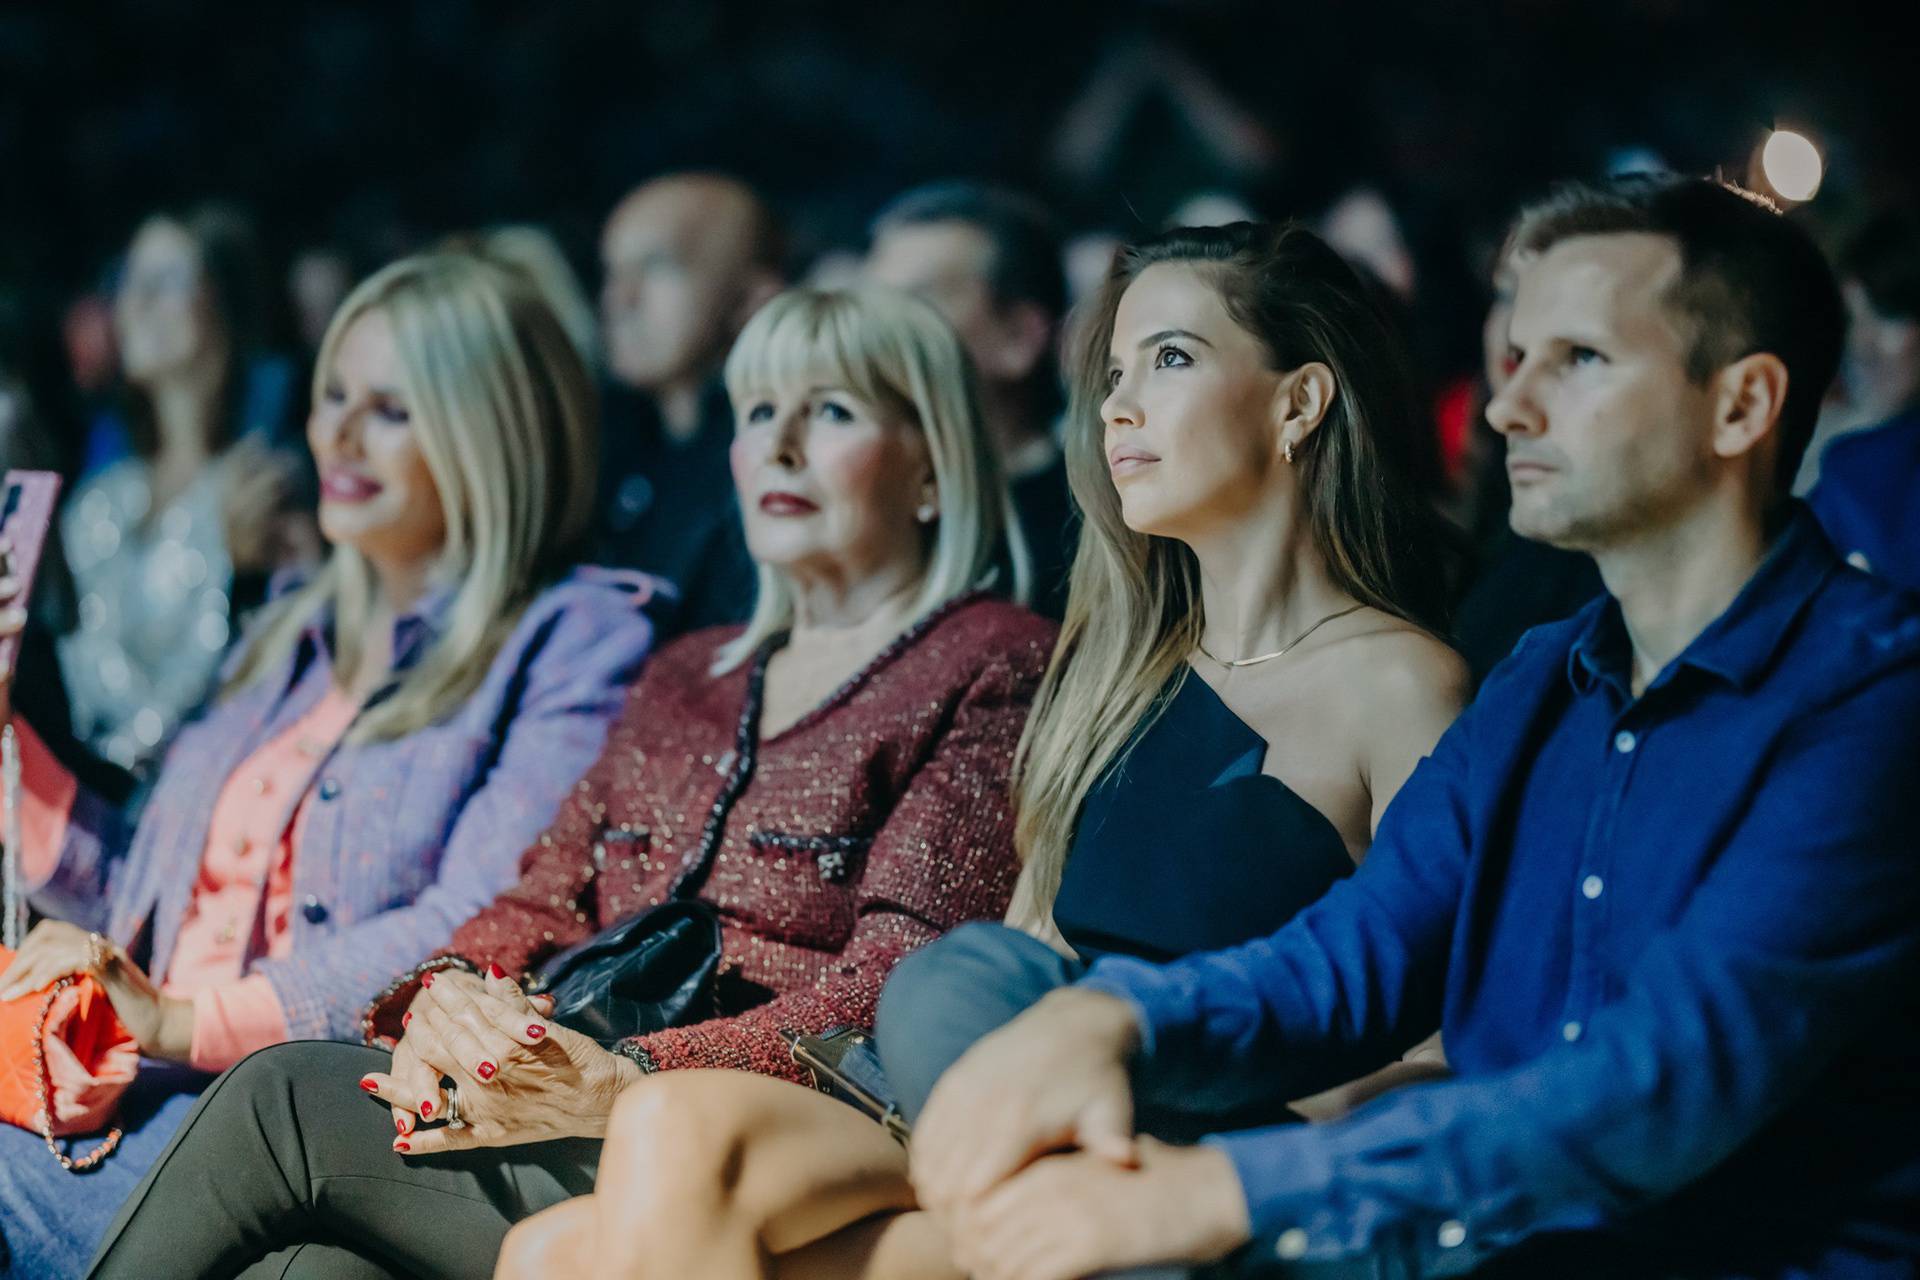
[367,593,1056,1081]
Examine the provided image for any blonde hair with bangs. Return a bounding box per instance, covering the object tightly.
[226,251,598,742]
[711,285,1029,674]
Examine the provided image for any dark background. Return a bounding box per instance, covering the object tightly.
[3,0,1914,341]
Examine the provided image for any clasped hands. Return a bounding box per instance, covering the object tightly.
[359,964,645,1156]
[908,988,1253,1280]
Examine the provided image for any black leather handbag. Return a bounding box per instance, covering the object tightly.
[525,899,723,1047]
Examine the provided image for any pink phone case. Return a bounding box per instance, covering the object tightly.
[0,470,64,672]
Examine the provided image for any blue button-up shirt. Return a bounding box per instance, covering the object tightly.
[1083,510,1920,1276]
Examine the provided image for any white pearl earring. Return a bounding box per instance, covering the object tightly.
[916,503,938,524]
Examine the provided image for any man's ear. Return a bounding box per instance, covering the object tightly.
[1710,352,1789,463]
[1273,362,1337,459]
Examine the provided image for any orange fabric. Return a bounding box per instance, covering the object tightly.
[164,688,360,1072]
[0,945,138,1138]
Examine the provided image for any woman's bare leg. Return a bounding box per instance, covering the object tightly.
[587,1070,923,1279]
[774,1209,963,1280]
[494,1195,597,1279]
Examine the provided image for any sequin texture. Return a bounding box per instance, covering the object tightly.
[367,594,1056,1081]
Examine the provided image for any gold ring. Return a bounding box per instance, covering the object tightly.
[86,932,113,976]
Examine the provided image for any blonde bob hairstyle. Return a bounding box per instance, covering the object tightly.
[226,251,598,743]
[711,285,1029,674]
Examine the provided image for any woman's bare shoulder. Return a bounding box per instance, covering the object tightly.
[1341,617,1470,730]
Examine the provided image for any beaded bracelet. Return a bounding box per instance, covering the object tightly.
[610,1039,659,1074]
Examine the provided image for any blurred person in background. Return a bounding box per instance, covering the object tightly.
[0,252,657,1278]
[287,246,355,367]
[594,172,786,633]
[1319,184,1476,509]
[59,205,319,772]
[0,292,137,808]
[867,181,1074,615]
[448,225,600,372]
[1807,209,1920,591]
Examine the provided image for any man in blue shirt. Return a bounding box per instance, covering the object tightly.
[907,177,1920,1278]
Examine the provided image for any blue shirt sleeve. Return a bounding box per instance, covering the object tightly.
[1102,666,1920,1262]
[1079,684,1480,1114]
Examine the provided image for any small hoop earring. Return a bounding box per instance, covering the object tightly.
[1284,440,1296,464]
[916,504,938,524]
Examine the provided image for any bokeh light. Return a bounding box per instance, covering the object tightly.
[1762,129,1824,202]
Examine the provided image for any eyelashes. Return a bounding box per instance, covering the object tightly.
[738,398,858,426]
[1107,343,1195,389]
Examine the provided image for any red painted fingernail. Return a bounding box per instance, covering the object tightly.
[394,1141,410,1153]
[487,962,507,980]
[359,1077,378,1093]
[395,1115,407,1134]
[419,1100,433,1117]
[401,1011,412,1027]
[422,973,434,988]
[477,1061,497,1081]
[526,1024,546,1039]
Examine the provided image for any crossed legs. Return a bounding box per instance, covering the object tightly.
[497,1071,952,1280]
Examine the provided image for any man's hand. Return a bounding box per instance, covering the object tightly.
[949,1137,1253,1280]
[910,987,1144,1213]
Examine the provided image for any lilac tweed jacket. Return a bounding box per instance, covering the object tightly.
[28,568,659,1041]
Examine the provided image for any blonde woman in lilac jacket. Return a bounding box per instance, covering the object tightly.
[0,251,658,1279]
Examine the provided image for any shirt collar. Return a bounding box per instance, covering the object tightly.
[1567,503,1838,698]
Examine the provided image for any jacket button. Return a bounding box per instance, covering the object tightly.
[318,777,341,801]
[302,895,329,924]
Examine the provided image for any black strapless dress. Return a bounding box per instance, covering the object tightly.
[1052,669,1356,964]
[858,671,1361,1138]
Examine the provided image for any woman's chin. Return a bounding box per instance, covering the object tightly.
[1115,494,1183,541]
[741,533,827,573]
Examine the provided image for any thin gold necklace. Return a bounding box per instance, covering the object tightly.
[1197,603,1366,668]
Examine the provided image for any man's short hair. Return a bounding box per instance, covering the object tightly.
[1841,209,1920,322]
[1512,174,1844,494]
[872,181,1066,321]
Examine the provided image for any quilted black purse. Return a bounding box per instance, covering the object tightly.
[524,899,723,1046]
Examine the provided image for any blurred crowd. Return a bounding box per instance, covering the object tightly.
[6,155,1917,778]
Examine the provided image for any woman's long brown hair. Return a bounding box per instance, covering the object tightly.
[1008,221,1458,928]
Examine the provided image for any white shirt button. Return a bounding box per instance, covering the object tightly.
[1275,1228,1310,1260]
[1613,730,1637,754]
[1846,550,1872,572]
[1581,875,1604,900]
[1563,1020,1583,1042]
[1437,1219,1468,1249]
